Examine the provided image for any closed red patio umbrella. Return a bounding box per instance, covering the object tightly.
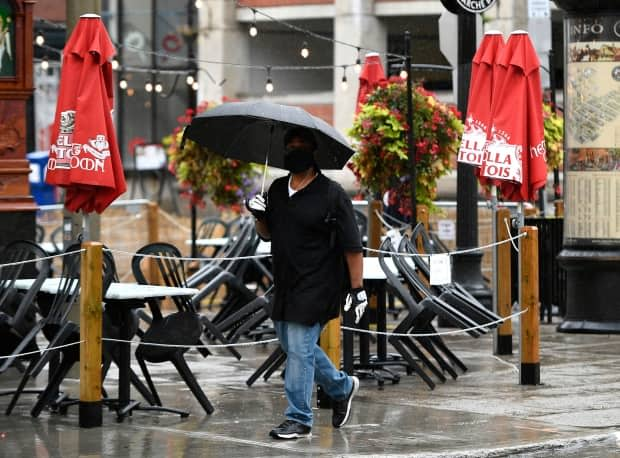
[45,14,126,214]
[480,31,547,202]
[457,31,504,173]
[356,52,387,114]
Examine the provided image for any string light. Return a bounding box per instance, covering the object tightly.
[192,81,199,91]
[40,56,49,70]
[154,81,163,93]
[354,48,362,74]
[35,32,45,46]
[111,58,120,70]
[126,88,135,96]
[399,65,408,80]
[249,9,258,37]
[300,41,309,59]
[144,81,153,92]
[119,77,128,90]
[340,66,348,91]
[194,0,203,8]
[186,74,195,85]
[265,67,274,93]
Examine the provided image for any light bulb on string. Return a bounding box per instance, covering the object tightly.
[354,48,362,74]
[154,81,163,93]
[145,81,153,92]
[194,0,203,8]
[265,77,274,93]
[35,32,45,46]
[126,88,135,97]
[249,11,258,37]
[186,74,195,85]
[265,67,274,93]
[300,41,309,59]
[340,66,348,91]
[40,57,49,70]
[399,68,408,80]
[119,78,128,90]
[192,81,199,91]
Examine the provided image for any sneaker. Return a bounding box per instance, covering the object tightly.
[269,419,312,440]
[332,375,359,428]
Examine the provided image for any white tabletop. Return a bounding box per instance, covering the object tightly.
[39,241,63,254]
[363,257,398,280]
[13,278,198,301]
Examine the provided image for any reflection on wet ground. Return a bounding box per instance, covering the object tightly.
[1,323,620,457]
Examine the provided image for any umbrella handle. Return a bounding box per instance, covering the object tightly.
[260,123,275,195]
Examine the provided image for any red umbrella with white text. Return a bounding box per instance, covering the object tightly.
[480,31,547,202]
[45,14,126,213]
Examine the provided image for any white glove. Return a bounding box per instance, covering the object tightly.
[245,193,266,220]
[344,287,368,324]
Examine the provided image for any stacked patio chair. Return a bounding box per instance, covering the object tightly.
[404,226,501,329]
[0,241,51,376]
[377,237,468,390]
[5,244,156,417]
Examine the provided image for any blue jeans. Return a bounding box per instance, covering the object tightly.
[273,320,352,427]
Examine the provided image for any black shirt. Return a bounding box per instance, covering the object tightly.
[264,172,362,325]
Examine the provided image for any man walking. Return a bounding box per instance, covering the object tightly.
[247,126,367,439]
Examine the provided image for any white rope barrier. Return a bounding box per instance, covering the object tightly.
[0,340,84,361]
[0,248,85,268]
[363,231,527,258]
[102,337,279,349]
[341,308,528,338]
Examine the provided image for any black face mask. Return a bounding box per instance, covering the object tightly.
[284,148,314,173]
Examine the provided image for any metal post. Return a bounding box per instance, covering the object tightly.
[452,11,492,308]
[405,31,416,227]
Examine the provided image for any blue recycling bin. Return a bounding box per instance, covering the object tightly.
[26,151,57,205]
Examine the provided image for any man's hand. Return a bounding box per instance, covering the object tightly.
[245,194,266,220]
[344,287,368,324]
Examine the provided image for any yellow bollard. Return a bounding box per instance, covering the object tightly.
[519,226,540,385]
[79,241,103,428]
[415,204,429,253]
[320,318,341,367]
[496,207,512,355]
[147,201,160,285]
[554,199,564,218]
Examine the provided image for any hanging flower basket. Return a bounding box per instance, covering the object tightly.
[348,78,463,217]
[162,101,260,213]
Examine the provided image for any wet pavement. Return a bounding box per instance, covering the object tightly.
[1,320,620,457]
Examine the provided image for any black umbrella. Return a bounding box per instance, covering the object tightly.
[183,101,355,190]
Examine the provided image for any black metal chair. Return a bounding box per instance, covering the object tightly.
[0,240,51,375]
[378,238,468,389]
[5,245,155,417]
[131,242,223,415]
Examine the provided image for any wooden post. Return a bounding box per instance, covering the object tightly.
[320,318,341,367]
[495,207,512,355]
[416,204,429,253]
[367,199,383,257]
[79,241,103,428]
[519,226,540,385]
[146,201,159,284]
[554,199,564,218]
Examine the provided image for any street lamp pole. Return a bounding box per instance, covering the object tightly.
[452,11,492,308]
[405,31,416,227]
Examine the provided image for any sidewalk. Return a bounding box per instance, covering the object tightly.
[1,321,619,457]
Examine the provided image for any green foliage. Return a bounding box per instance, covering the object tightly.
[348,79,463,216]
[543,101,564,170]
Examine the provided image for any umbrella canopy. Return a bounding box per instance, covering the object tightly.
[182,100,355,171]
[458,31,505,169]
[45,14,126,214]
[480,31,547,202]
[356,52,387,114]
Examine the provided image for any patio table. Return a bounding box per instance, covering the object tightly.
[13,278,198,421]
